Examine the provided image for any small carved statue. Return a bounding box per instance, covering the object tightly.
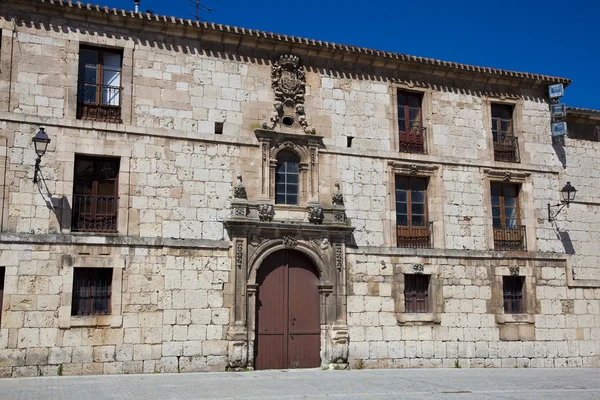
[233,174,247,200]
[332,181,344,205]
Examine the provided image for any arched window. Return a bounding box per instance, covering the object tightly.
[275,150,300,205]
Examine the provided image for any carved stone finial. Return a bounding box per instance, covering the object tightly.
[332,181,344,205]
[307,204,324,224]
[233,174,247,200]
[257,203,274,221]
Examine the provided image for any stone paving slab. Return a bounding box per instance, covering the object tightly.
[0,368,599,400]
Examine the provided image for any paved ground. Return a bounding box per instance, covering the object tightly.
[0,368,599,399]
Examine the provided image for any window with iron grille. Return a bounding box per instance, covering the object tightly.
[398,90,424,154]
[0,267,4,326]
[491,182,526,251]
[491,103,519,162]
[396,176,431,248]
[72,155,120,233]
[404,274,430,313]
[275,150,300,205]
[77,47,123,123]
[71,268,113,316]
[503,276,525,313]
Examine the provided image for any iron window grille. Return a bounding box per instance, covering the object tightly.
[398,90,425,154]
[396,176,432,248]
[72,155,120,233]
[491,182,526,251]
[275,150,300,205]
[491,104,519,162]
[71,268,113,316]
[404,274,430,313]
[503,275,525,313]
[77,47,123,123]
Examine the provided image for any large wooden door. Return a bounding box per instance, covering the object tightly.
[255,250,320,370]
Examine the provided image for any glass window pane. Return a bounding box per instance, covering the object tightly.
[285,162,299,174]
[491,182,501,196]
[397,214,408,225]
[412,204,425,215]
[504,198,517,208]
[275,193,285,204]
[82,85,96,103]
[398,119,407,132]
[102,85,120,106]
[396,177,408,191]
[411,191,425,203]
[286,173,299,184]
[103,70,120,87]
[491,196,500,206]
[103,53,122,69]
[84,67,97,84]
[410,178,427,192]
[505,207,517,220]
[286,195,298,205]
[80,49,98,68]
[396,203,407,215]
[397,93,406,106]
[407,95,421,108]
[493,217,501,228]
[503,184,518,197]
[286,184,298,195]
[501,119,512,134]
[275,183,286,194]
[492,207,500,217]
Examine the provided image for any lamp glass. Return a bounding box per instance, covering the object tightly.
[32,128,51,157]
[560,182,576,203]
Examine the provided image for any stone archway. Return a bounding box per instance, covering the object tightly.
[254,249,321,369]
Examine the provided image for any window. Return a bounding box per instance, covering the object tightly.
[404,274,430,313]
[0,267,4,326]
[71,268,112,316]
[398,90,425,154]
[77,47,122,123]
[275,150,299,205]
[491,104,519,162]
[72,155,120,233]
[491,182,526,251]
[395,176,431,248]
[503,276,525,313]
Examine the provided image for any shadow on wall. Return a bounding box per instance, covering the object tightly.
[552,135,567,169]
[556,229,575,255]
[36,170,71,233]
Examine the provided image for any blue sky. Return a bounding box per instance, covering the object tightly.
[99,0,600,109]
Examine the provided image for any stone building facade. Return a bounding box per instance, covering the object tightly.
[0,0,598,377]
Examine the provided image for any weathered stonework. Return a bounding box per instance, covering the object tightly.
[0,0,598,377]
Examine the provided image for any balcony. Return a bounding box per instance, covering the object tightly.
[77,84,122,123]
[397,221,432,249]
[399,127,426,154]
[71,195,118,233]
[493,225,526,251]
[493,136,519,163]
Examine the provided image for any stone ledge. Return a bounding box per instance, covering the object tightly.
[0,233,231,250]
[397,313,441,325]
[495,313,535,325]
[347,246,569,261]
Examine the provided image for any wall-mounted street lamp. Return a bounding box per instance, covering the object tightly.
[32,127,51,183]
[548,182,577,222]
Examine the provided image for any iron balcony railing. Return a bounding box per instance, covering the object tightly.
[397,221,433,249]
[71,194,118,233]
[77,84,122,123]
[493,136,520,163]
[493,224,526,251]
[399,127,427,154]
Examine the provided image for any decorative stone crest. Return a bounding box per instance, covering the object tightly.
[282,234,298,248]
[233,207,247,217]
[276,141,295,149]
[509,266,520,276]
[333,211,346,223]
[261,54,315,134]
[504,171,512,182]
[307,204,324,224]
[332,181,344,205]
[233,174,247,200]
[410,164,419,175]
[412,263,425,274]
[257,203,274,221]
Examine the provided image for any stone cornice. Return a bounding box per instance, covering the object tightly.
[3,0,571,89]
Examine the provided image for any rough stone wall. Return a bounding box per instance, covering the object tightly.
[346,252,600,368]
[0,242,231,377]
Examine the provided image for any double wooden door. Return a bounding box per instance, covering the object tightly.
[255,250,320,370]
